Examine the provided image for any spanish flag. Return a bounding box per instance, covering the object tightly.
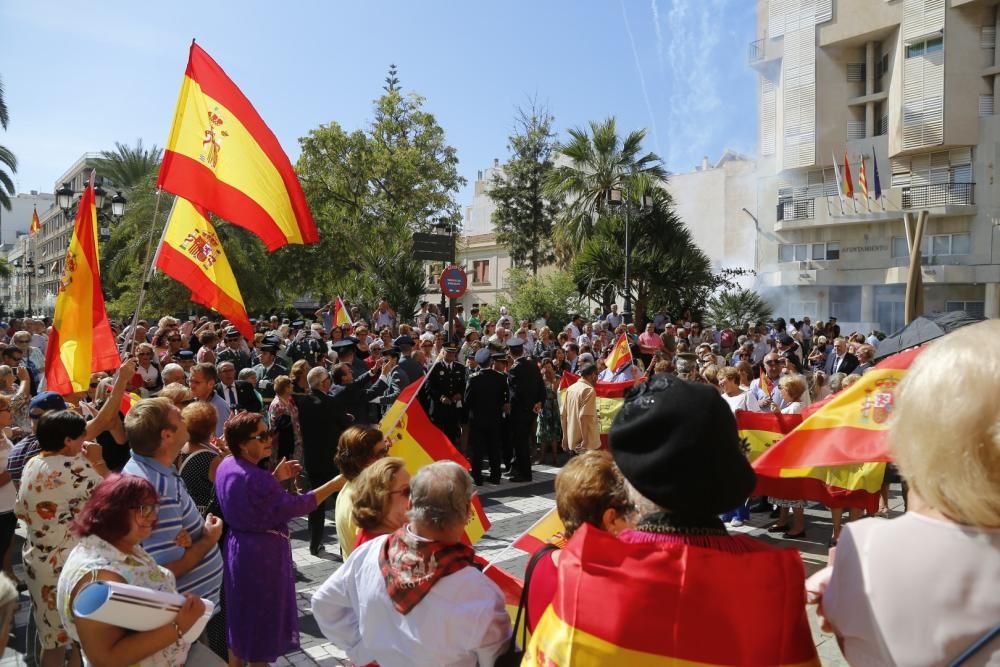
[604,334,632,375]
[30,207,41,234]
[735,410,803,463]
[379,376,491,544]
[512,507,568,555]
[558,372,635,448]
[749,346,923,510]
[154,197,254,341]
[842,150,854,198]
[524,524,820,666]
[157,41,318,251]
[759,366,775,398]
[476,556,527,643]
[45,174,121,395]
[333,296,351,327]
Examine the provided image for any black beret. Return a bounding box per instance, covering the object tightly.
[609,374,755,515]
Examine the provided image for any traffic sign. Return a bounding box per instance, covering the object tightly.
[413,232,455,262]
[439,265,468,299]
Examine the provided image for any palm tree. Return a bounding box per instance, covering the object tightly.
[545,116,667,261]
[704,289,774,329]
[0,75,17,211]
[97,139,162,190]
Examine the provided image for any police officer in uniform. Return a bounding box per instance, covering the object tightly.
[217,327,253,373]
[427,344,466,447]
[251,336,288,400]
[394,335,425,389]
[506,336,545,483]
[464,351,510,485]
[377,347,410,415]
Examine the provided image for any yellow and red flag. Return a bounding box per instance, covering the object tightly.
[476,556,527,642]
[512,507,568,555]
[759,366,775,398]
[558,372,635,448]
[119,391,142,416]
[379,376,491,544]
[45,174,121,394]
[748,346,923,510]
[154,197,254,340]
[858,156,869,200]
[735,410,803,463]
[157,41,318,251]
[333,296,351,327]
[604,334,632,375]
[29,207,41,234]
[524,524,820,666]
[842,150,854,198]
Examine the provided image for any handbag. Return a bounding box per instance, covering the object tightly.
[494,543,560,667]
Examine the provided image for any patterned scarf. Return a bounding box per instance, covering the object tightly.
[379,525,475,615]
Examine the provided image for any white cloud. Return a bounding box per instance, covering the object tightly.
[663,0,726,171]
[651,0,665,72]
[619,0,661,156]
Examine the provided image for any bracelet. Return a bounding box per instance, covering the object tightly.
[171,621,184,644]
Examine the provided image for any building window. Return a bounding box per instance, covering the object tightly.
[890,233,970,258]
[781,242,839,263]
[472,260,490,284]
[905,36,943,59]
[945,301,984,317]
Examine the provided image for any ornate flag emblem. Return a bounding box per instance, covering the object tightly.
[57,251,77,294]
[200,108,228,170]
[179,228,222,271]
[860,377,899,425]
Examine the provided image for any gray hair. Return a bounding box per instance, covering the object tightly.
[0,365,12,382]
[307,366,329,390]
[828,372,848,393]
[407,461,473,531]
[238,368,257,382]
[675,359,693,376]
[161,363,185,385]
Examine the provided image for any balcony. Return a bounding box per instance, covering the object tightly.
[749,39,765,63]
[776,198,816,222]
[900,182,974,208]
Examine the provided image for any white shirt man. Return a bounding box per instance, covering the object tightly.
[605,306,623,330]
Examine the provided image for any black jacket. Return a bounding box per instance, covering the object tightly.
[464,369,509,426]
[329,370,387,426]
[294,389,351,482]
[427,360,467,417]
[507,356,545,415]
[824,351,859,376]
[215,380,263,413]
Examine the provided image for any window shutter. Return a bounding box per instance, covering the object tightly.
[761,78,776,156]
[981,26,996,48]
[782,26,817,169]
[847,63,866,82]
[902,46,944,150]
[903,0,945,43]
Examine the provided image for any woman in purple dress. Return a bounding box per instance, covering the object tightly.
[214,412,344,665]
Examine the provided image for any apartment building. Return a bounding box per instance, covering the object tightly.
[751,0,1000,334]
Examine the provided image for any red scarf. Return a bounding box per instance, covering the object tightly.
[379,526,475,615]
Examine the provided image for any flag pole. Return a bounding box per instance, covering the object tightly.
[382,373,430,441]
[125,189,167,356]
[821,166,832,217]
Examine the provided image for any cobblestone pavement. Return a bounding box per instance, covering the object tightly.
[0,464,904,666]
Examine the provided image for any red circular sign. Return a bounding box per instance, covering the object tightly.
[439,265,468,299]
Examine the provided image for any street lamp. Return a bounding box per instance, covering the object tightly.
[13,257,38,315]
[111,191,127,218]
[56,179,127,241]
[608,187,654,324]
[55,182,74,212]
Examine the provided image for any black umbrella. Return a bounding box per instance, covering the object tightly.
[874,310,985,360]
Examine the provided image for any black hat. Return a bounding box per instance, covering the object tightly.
[506,336,524,350]
[393,335,415,348]
[291,320,305,329]
[175,350,195,361]
[490,352,508,362]
[473,348,491,365]
[609,374,755,515]
[777,333,795,348]
[443,343,459,353]
[224,327,240,339]
[381,346,402,358]
[331,339,356,351]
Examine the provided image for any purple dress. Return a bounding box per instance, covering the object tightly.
[214,455,317,662]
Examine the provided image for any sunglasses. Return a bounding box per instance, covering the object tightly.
[134,504,159,518]
[249,430,275,442]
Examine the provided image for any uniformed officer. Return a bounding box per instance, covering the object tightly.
[464,351,510,485]
[394,335,425,389]
[217,327,253,372]
[251,336,288,400]
[377,347,410,414]
[427,344,467,447]
[506,336,546,482]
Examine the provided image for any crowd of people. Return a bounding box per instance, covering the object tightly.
[0,302,991,665]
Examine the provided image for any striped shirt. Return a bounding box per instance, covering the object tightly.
[122,453,223,608]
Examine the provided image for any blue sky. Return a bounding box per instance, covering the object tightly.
[0,0,758,206]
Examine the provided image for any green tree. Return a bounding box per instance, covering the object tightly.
[96,139,162,190]
[545,116,666,262]
[488,104,560,274]
[704,288,774,329]
[294,65,464,316]
[492,267,588,334]
[0,75,17,211]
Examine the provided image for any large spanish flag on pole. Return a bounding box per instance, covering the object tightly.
[45,174,121,394]
[604,334,632,375]
[524,524,820,666]
[333,296,351,327]
[154,197,254,341]
[558,372,635,448]
[379,376,490,544]
[157,41,318,250]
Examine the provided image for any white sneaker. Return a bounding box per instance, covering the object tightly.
[729,518,744,527]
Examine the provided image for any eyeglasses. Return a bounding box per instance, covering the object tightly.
[134,504,159,518]
[89,382,99,388]
[249,430,275,442]
[390,486,411,498]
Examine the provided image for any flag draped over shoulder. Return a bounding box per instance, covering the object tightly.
[157,41,317,250]
[30,207,40,234]
[333,296,351,327]
[558,372,634,448]
[604,334,632,375]
[379,376,490,544]
[45,176,121,395]
[524,524,820,666]
[512,507,568,555]
[154,198,254,340]
[748,346,922,510]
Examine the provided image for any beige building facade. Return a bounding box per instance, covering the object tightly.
[751,0,1000,334]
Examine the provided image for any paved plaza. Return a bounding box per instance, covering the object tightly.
[0,465,905,666]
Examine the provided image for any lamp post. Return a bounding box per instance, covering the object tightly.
[607,188,653,324]
[741,207,760,277]
[56,179,127,240]
[432,218,457,342]
[13,257,38,315]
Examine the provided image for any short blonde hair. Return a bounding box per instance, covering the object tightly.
[352,457,407,531]
[555,451,631,538]
[273,375,292,397]
[779,374,807,401]
[890,320,1000,527]
[159,382,193,408]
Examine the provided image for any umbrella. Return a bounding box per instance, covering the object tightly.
[874,310,984,360]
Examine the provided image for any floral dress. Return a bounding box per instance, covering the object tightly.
[536,382,563,444]
[268,396,303,466]
[57,534,190,666]
[14,453,103,649]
